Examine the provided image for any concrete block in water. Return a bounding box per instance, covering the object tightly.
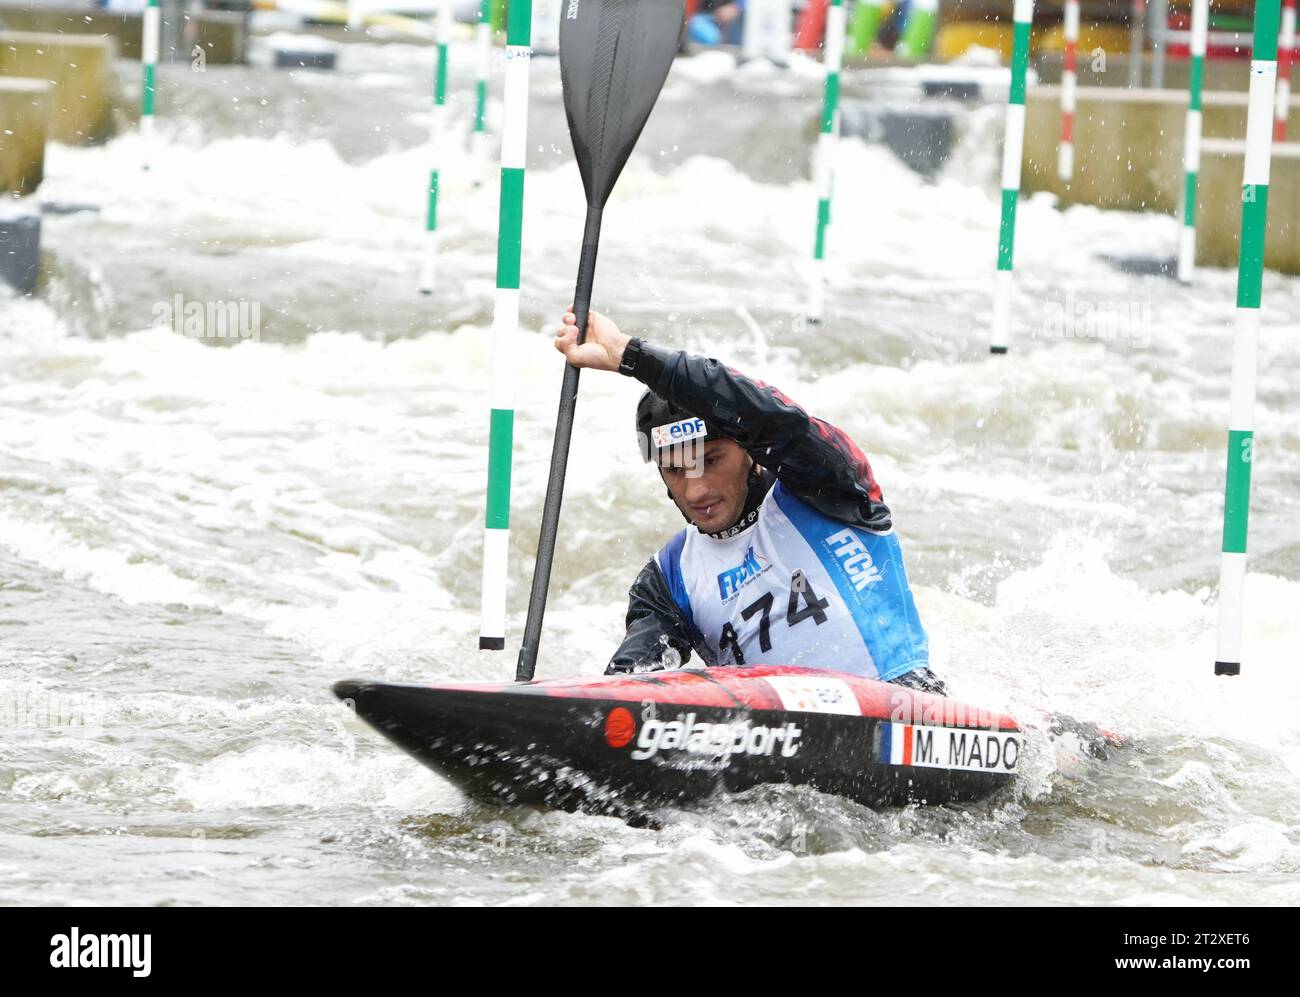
[273,49,339,71]
[840,103,955,178]
[0,7,247,65]
[881,112,954,177]
[185,11,250,65]
[0,32,116,144]
[0,77,50,195]
[0,214,41,294]
[920,79,982,101]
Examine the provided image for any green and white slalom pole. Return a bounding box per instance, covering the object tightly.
[479,0,533,651]
[141,0,160,167]
[1276,0,1296,141]
[991,0,1033,355]
[808,0,845,324]
[1177,0,1208,284]
[419,0,452,295]
[896,0,940,59]
[472,0,492,186]
[1058,0,1078,182]
[848,0,884,56]
[1214,0,1281,678]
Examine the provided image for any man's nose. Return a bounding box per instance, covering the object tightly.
[682,473,711,501]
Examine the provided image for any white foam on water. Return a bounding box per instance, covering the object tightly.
[173,740,453,811]
[670,50,740,84]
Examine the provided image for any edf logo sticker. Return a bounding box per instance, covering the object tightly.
[651,417,706,449]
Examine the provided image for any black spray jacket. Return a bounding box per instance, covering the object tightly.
[607,339,893,674]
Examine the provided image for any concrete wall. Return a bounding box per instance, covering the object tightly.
[0,6,247,64]
[0,31,116,144]
[1036,52,1261,92]
[1023,85,1300,274]
[1197,141,1300,274]
[1024,86,1258,212]
[0,76,49,193]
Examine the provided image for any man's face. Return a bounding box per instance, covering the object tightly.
[658,438,753,534]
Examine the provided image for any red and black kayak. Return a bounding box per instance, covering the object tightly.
[334,665,1025,813]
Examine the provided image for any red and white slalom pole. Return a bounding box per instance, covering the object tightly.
[1277,0,1296,141]
[1059,0,1080,181]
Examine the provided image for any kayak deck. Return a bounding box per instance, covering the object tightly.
[334,665,1023,813]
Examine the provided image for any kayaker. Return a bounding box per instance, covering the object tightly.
[553,308,946,695]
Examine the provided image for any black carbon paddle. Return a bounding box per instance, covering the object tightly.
[516,0,683,682]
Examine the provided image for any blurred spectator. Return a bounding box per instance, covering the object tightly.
[688,0,745,46]
[878,0,911,51]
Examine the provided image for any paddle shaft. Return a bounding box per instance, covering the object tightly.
[516,204,604,682]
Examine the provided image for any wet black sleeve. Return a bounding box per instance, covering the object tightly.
[622,339,892,531]
[606,558,717,674]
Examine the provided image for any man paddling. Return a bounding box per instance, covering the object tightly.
[554,309,945,694]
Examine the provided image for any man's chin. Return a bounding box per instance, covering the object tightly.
[670,497,739,534]
[692,511,734,533]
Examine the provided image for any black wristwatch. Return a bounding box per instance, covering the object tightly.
[618,336,645,377]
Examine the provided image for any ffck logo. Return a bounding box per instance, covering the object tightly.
[50,928,152,977]
[826,528,883,591]
[716,545,770,600]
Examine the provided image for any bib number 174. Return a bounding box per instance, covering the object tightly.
[719,570,829,665]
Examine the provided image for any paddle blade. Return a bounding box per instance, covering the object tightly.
[560,0,684,208]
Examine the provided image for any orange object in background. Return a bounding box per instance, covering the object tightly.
[794,0,828,50]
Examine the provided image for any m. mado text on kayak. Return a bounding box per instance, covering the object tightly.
[554,308,945,696]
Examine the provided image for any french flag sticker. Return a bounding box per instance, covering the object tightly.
[883,723,914,766]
